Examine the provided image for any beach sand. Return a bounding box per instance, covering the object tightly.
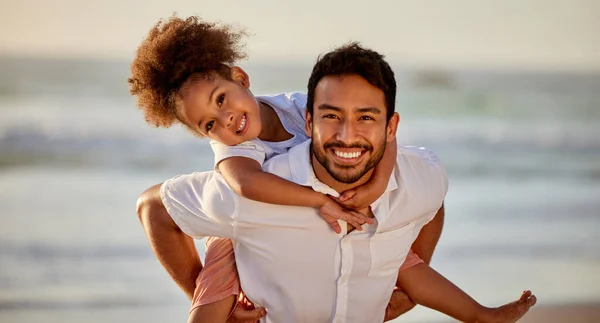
[517,303,600,323]
[439,303,600,323]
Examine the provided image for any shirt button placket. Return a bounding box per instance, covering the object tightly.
[333,236,351,323]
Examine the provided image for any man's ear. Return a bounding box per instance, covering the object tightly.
[304,110,313,138]
[230,66,250,88]
[386,112,400,142]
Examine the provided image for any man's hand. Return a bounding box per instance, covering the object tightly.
[228,292,267,323]
[384,287,416,322]
[319,197,374,233]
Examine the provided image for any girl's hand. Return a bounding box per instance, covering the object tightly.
[338,184,374,211]
[228,292,267,323]
[319,197,374,233]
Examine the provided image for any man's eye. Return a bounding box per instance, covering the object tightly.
[323,114,339,119]
[206,120,215,132]
[217,94,225,106]
[360,116,374,121]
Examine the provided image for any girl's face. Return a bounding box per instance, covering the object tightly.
[179,67,262,146]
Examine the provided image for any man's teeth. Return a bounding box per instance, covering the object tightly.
[237,115,247,132]
[334,150,361,159]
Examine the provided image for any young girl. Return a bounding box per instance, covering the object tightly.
[129,15,536,323]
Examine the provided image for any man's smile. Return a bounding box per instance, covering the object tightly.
[330,148,367,165]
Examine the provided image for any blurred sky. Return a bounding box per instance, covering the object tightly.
[0,0,599,71]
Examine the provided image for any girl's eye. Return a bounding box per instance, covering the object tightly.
[206,120,215,132]
[217,94,225,106]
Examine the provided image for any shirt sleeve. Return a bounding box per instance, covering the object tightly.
[406,146,448,200]
[419,147,448,224]
[397,146,448,228]
[160,171,237,239]
[210,139,267,170]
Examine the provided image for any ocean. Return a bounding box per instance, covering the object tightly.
[0,56,599,322]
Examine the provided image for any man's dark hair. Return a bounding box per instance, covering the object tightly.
[306,42,396,121]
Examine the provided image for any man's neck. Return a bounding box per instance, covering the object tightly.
[310,153,373,194]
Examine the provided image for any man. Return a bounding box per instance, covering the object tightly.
[137,43,446,322]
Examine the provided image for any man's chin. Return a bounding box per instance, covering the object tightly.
[327,167,367,184]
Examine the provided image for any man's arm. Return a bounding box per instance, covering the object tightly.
[136,184,202,299]
[411,203,445,264]
[137,183,267,321]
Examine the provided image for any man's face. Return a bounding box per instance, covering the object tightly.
[306,74,399,184]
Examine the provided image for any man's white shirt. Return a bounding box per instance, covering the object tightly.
[161,140,448,323]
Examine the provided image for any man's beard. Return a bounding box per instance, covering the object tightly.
[312,139,386,184]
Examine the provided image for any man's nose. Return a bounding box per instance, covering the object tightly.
[337,120,358,143]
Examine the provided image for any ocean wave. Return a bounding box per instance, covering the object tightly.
[438,243,600,263]
[0,242,152,260]
[1,124,599,179]
[0,298,176,311]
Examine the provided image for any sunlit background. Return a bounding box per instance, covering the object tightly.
[1,1,599,322]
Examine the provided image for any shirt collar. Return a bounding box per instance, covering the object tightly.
[287,140,398,199]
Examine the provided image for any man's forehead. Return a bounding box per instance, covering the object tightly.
[314,74,386,109]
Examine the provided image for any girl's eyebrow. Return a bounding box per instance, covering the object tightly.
[207,85,218,105]
[198,85,219,128]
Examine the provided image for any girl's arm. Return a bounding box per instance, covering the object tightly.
[339,138,398,210]
[218,156,374,233]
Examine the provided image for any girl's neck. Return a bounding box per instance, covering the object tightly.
[257,101,293,142]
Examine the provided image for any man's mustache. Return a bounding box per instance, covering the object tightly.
[323,141,372,151]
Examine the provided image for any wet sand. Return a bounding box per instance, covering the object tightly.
[439,303,600,323]
[517,303,600,323]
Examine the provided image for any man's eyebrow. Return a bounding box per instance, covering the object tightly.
[317,103,342,112]
[317,104,382,114]
[356,107,382,114]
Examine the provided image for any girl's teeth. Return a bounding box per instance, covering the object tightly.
[237,115,246,132]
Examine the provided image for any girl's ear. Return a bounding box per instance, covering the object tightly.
[230,66,250,88]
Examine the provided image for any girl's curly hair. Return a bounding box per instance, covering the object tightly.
[128,15,247,127]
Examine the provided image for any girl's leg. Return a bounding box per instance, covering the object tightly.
[187,237,241,323]
[189,295,236,323]
[397,263,536,323]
